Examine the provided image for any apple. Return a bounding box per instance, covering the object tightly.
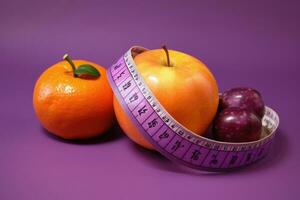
[113,46,219,149]
[220,87,265,118]
[213,107,262,142]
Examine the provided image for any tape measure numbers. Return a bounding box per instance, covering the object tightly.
[107,46,280,171]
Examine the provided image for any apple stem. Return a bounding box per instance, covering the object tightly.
[162,45,171,67]
[63,54,77,77]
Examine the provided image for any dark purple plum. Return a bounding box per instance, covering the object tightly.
[213,107,262,142]
[220,87,265,118]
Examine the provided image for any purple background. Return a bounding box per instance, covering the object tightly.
[0,0,299,199]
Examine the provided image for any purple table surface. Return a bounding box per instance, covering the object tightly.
[1,0,299,199]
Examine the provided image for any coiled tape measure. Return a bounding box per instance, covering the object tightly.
[107,46,280,171]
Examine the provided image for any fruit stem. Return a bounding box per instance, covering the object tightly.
[162,45,171,67]
[63,54,77,77]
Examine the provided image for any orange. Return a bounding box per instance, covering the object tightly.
[114,48,219,150]
[33,57,114,140]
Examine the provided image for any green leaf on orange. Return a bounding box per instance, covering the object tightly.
[74,64,100,79]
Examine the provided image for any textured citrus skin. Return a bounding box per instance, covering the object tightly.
[33,60,114,140]
[114,49,219,150]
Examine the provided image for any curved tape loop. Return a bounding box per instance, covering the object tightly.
[107,46,280,171]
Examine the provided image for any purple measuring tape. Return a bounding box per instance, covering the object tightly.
[107,46,280,171]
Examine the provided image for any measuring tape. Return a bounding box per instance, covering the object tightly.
[107,46,280,171]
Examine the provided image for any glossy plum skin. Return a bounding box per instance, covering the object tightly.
[220,87,265,118]
[213,107,262,142]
